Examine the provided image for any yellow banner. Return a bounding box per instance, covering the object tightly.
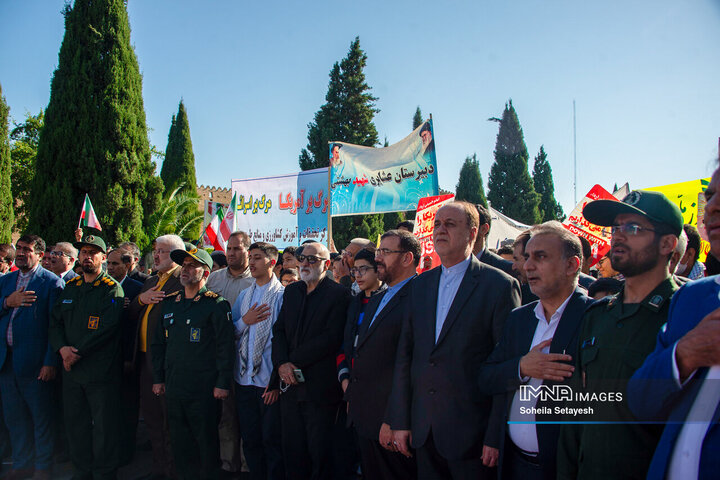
[644,178,711,261]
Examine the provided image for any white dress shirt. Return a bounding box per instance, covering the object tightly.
[435,256,471,341]
[667,347,720,479]
[508,292,573,453]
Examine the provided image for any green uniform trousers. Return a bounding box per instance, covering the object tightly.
[166,394,220,480]
[63,377,120,480]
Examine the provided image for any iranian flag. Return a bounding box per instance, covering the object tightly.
[78,194,102,231]
[217,193,237,247]
[203,206,225,251]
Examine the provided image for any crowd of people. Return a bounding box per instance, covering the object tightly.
[0,164,718,480]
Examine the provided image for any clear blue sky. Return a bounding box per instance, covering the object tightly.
[2,0,719,214]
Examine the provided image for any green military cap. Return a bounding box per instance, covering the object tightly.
[583,190,683,236]
[74,234,107,253]
[170,245,213,270]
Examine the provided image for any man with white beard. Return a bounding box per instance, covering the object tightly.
[271,242,351,480]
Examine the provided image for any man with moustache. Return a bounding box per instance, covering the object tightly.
[387,201,521,480]
[0,235,64,480]
[472,204,514,276]
[479,222,594,480]
[206,231,254,474]
[557,190,683,480]
[344,229,420,480]
[271,242,351,480]
[49,235,124,480]
[627,166,720,479]
[152,246,234,480]
[49,242,78,283]
[128,234,185,479]
[232,242,284,480]
[118,242,150,283]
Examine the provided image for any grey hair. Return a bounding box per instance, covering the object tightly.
[155,234,185,251]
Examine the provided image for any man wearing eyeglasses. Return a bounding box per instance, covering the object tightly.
[557,190,683,480]
[0,244,15,276]
[127,234,185,479]
[271,242,351,480]
[49,242,78,283]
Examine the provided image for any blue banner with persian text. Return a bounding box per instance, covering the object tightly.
[329,119,439,216]
[231,168,328,249]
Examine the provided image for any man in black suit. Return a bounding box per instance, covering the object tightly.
[271,242,351,480]
[344,229,420,479]
[106,248,144,466]
[478,221,595,480]
[388,201,521,480]
[118,241,150,283]
[472,204,515,276]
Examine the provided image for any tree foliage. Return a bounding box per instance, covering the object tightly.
[532,145,565,221]
[27,0,162,248]
[160,100,197,196]
[9,111,44,233]
[299,37,379,170]
[298,37,385,247]
[455,154,487,207]
[487,100,541,225]
[0,84,14,242]
[413,106,423,130]
[145,183,203,242]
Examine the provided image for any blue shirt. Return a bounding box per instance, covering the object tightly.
[435,255,472,341]
[370,275,414,327]
[231,281,284,388]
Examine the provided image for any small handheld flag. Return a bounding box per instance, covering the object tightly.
[78,194,102,231]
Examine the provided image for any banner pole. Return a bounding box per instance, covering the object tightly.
[327,152,333,251]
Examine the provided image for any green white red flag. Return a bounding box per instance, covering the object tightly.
[217,193,237,249]
[78,194,102,231]
[203,205,225,251]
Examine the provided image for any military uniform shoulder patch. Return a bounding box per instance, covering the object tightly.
[204,290,219,298]
[175,293,183,302]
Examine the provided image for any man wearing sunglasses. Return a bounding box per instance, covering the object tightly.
[271,242,351,480]
[557,190,683,479]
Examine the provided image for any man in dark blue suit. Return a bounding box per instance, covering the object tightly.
[0,234,64,480]
[387,201,521,480]
[628,165,720,480]
[106,248,143,466]
[479,221,594,480]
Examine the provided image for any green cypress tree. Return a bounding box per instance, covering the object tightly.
[27,0,162,247]
[160,100,197,196]
[413,106,423,130]
[299,37,379,170]
[455,154,487,207]
[0,84,14,242]
[299,37,383,247]
[9,111,44,233]
[487,100,541,224]
[532,146,565,221]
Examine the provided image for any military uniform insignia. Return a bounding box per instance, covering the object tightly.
[190,328,200,342]
[193,295,201,302]
[88,316,99,330]
[94,281,100,286]
[186,319,190,325]
[624,191,641,205]
[164,313,173,319]
[227,312,232,322]
[648,295,664,308]
[175,294,182,302]
[189,247,198,254]
[87,235,95,242]
[204,291,218,298]
[62,299,73,304]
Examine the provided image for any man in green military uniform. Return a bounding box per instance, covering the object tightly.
[48,235,124,480]
[151,246,234,480]
[557,190,684,479]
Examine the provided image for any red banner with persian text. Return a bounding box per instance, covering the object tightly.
[413,194,455,274]
[562,184,618,267]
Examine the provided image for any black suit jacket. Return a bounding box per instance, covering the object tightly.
[272,275,351,405]
[478,287,594,478]
[345,277,414,440]
[119,277,143,364]
[479,249,514,277]
[386,255,521,460]
[129,268,150,284]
